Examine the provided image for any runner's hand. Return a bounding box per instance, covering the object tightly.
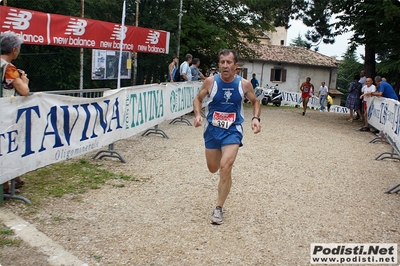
[194,115,203,127]
[251,120,261,134]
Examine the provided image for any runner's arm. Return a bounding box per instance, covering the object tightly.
[193,77,213,127]
[243,79,261,134]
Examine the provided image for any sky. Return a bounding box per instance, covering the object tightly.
[287,19,365,61]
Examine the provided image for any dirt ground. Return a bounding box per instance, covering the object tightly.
[1,106,400,266]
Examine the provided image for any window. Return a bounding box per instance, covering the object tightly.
[242,68,248,79]
[270,68,286,82]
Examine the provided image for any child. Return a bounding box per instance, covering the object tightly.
[327,94,333,112]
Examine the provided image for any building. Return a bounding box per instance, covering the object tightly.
[238,28,342,106]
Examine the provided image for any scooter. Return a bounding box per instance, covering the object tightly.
[243,86,264,103]
[262,84,282,106]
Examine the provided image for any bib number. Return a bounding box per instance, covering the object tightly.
[212,111,236,129]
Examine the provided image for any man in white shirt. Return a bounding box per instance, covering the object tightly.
[179,53,193,81]
[359,77,376,131]
[317,82,329,111]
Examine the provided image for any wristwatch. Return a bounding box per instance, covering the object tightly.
[252,116,260,122]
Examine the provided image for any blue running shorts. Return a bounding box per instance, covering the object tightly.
[204,124,243,149]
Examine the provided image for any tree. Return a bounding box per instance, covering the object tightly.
[5,0,291,89]
[289,34,311,49]
[132,0,291,84]
[290,0,400,93]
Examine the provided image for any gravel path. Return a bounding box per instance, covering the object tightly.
[3,106,400,265]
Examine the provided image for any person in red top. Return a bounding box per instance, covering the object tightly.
[299,77,314,116]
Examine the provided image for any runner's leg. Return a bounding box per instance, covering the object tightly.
[205,148,221,173]
[216,144,239,207]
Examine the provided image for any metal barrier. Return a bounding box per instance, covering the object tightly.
[42,88,110,98]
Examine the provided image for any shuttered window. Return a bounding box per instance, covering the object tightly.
[270,68,287,82]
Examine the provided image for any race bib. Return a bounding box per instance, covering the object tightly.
[212,111,236,129]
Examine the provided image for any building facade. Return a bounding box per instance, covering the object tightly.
[238,44,341,106]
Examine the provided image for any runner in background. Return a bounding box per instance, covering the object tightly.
[299,77,314,116]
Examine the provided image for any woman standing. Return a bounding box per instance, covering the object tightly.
[345,74,362,122]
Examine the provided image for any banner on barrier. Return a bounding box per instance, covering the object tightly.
[281,91,348,113]
[0,82,202,183]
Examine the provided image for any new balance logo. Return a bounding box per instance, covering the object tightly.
[145,30,159,45]
[65,18,87,36]
[110,25,127,41]
[2,9,32,30]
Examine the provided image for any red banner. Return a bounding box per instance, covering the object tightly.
[0,6,170,54]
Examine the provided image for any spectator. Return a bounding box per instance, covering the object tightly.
[318,81,329,112]
[1,31,29,193]
[299,77,314,116]
[326,93,333,112]
[167,55,178,82]
[345,74,362,122]
[359,77,376,132]
[359,70,366,87]
[179,54,193,81]
[235,67,241,76]
[250,73,259,89]
[209,67,218,77]
[369,76,398,101]
[190,58,206,81]
[355,70,366,120]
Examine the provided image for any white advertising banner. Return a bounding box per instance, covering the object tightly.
[367,97,400,152]
[0,82,203,183]
[281,91,349,114]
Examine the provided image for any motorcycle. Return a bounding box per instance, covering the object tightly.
[262,84,282,106]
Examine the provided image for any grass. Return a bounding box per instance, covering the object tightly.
[0,225,21,249]
[16,158,138,206]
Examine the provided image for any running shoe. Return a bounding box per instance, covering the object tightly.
[211,206,223,225]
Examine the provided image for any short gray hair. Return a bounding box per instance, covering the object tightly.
[374,76,382,83]
[0,31,24,55]
[185,54,193,61]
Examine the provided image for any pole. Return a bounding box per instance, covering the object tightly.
[117,1,126,89]
[133,0,140,85]
[176,0,183,66]
[79,0,84,91]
